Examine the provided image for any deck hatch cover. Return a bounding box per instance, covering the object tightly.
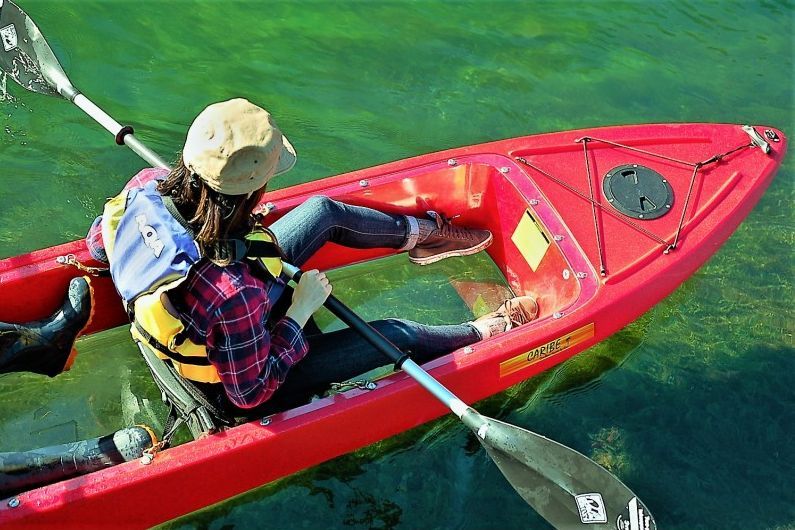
[602,164,673,220]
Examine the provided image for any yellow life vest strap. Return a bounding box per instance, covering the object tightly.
[131,323,222,384]
[244,228,283,278]
[131,320,211,367]
[131,282,222,384]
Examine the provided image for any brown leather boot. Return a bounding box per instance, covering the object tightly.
[408,211,493,265]
[472,296,538,339]
[0,276,94,377]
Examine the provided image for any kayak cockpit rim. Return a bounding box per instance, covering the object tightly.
[272,152,601,322]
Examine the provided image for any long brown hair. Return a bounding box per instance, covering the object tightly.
[157,157,266,264]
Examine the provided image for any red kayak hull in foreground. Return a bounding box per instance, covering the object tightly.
[0,123,786,528]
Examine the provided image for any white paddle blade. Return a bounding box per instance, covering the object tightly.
[464,410,657,529]
[0,0,73,97]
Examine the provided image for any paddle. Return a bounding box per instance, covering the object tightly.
[0,2,657,527]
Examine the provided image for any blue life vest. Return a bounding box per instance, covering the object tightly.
[100,180,284,384]
[103,180,201,307]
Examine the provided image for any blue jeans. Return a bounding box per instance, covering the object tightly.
[269,195,413,267]
[254,196,480,414]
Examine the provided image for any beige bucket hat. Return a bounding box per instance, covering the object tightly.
[182,98,297,196]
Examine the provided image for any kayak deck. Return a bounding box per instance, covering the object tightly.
[0,123,785,527]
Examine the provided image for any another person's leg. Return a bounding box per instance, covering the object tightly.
[0,276,94,376]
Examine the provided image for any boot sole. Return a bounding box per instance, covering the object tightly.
[409,232,494,266]
[62,276,96,373]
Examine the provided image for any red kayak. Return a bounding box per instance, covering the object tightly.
[0,123,786,528]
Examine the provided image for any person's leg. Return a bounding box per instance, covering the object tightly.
[269,196,414,266]
[268,196,492,267]
[261,294,540,411]
[224,294,539,420]
[243,318,481,415]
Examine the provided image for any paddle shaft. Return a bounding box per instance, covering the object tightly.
[59,85,170,170]
[281,264,470,418]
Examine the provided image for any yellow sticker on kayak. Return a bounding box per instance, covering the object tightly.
[511,211,550,272]
[499,323,595,378]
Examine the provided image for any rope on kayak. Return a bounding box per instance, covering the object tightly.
[517,137,758,261]
[329,379,378,393]
[576,137,697,167]
[56,253,110,276]
[669,141,754,251]
[141,415,184,465]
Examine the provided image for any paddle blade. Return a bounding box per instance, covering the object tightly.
[0,0,72,96]
[462,409,656,529]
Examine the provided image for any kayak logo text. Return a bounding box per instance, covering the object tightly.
[526,335,570,362]
[136,214,165,258]
[499,323,594,378]
[1,24,18,52]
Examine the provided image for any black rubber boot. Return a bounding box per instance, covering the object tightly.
[0,276,94,377]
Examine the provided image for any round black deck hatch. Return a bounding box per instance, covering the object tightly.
[602,164,673,220]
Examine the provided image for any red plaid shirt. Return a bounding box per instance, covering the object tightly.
[87,169,308,409]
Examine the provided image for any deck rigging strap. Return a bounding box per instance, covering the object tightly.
[515,156,671,248]
[665,141,753,250]
[516,136,757,263]
[580,138,607,276]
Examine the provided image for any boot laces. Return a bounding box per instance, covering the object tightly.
[504,299,534,328]
[509,306,531,327]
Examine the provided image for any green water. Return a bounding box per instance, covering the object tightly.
[1,1,793,529]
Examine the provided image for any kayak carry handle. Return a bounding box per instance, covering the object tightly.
[742,125,771,154]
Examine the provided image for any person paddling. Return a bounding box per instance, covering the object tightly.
[3,98,538,418]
